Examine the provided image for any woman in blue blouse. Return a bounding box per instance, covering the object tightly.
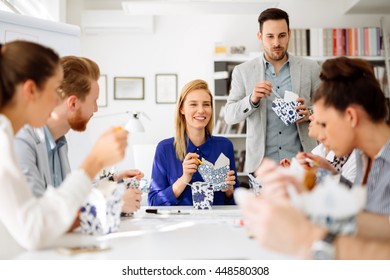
[148,79,239,206]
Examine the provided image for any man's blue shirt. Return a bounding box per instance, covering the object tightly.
[43,126,67,188]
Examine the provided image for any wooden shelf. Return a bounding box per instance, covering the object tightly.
[214,95,229,101]
[214,133,246,138]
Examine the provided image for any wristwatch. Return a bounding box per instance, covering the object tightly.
[311,232,337,260]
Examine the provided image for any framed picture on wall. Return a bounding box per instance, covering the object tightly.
[155,74,178,104]
[97,75,107,107]
[114,77,144,100]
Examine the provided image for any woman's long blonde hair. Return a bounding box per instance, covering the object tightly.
[174,79,214,161]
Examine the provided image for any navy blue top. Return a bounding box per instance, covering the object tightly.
[148,135,239,206]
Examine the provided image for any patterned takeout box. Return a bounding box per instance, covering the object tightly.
[198,153,230,191]
[123,177,140,189]
[198,163,230,191]
[191,181,214,209]
[123,177,150,193]
[79,178,125,235]
[272,98,303,126]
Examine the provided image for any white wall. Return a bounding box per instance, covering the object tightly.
[68,14,261,171]
[66,1,390,172]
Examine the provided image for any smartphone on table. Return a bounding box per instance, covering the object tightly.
[57,244,110,255]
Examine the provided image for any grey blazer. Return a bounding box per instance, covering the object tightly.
[225,54,321,172]
[14,125,71,197]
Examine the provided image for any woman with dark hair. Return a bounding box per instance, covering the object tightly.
[313,57,390,214]
[0,41,127,258]
[238,57,390,259]
[148,79,238,206]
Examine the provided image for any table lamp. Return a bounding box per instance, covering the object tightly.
[95,110,150,133]
[125,111,146,133]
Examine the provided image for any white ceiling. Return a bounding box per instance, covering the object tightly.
[82,0,390,14]
[346,0,390,14]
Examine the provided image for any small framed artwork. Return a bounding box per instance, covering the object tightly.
[114,77,144,100]
[97,75,107,107]
[155,74,178,104]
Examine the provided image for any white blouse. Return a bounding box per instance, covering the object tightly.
[0,114,92,259]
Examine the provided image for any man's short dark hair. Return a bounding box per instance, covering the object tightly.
[258,8,290,32]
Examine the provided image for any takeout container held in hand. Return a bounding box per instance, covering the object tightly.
[198,163,230,191]
[271,90,304,126]
[198,153,230,191]
[299,177,366,234]
[123,177,150,193]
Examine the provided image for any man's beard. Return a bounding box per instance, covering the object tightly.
[268,48,287,61]
[68,109,90,132]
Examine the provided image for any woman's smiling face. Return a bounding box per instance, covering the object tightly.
[180,89,212,132]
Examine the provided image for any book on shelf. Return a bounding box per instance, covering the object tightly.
[216,120,246,135]
[226,123,238,134]
[214,104,247,135]
[234,150,240,172]
[237,120,246,134]
[214,118,222,135]
[289,27,383,57]
[223,124,233,134]
[374,65,389,97]
[237,150,246,173]
[213,104,225,134]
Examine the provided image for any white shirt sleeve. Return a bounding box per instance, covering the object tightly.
[311,143,328,157]
[0,116,91,251]
[340,149,357,183]
[312,143,356,184]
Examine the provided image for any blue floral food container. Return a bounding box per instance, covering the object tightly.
[191,181,214,210]
[198,163,230,191]
[79,179,125,235]
[272,98,303,126]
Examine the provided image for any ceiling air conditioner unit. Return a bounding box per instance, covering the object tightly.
[121,0,278,15]
[81,10,154,34]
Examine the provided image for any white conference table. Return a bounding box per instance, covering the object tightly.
[15,206,292,260]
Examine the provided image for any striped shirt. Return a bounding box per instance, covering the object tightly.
[355,139,390,214]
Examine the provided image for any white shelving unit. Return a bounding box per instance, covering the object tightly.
[213,55,252,186]
[381,17,390,98]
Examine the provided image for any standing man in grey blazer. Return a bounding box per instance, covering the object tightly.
[225,8,320,172]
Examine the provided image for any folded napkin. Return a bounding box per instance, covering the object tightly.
[272,90,303,126]
[79,178,125,235]
[198,153,230,191]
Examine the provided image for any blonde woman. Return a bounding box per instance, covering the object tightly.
[149,79,238,206]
